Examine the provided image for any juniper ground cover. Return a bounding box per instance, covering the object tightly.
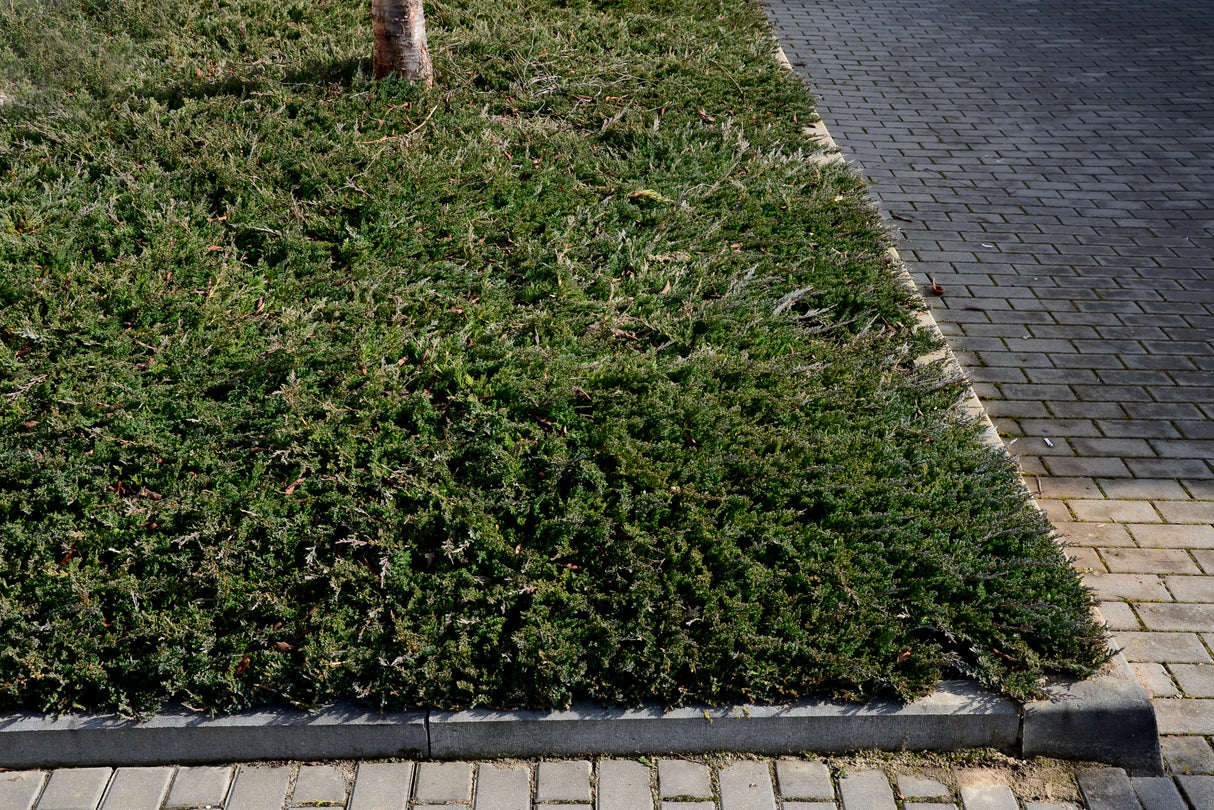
[0,0,1107,716]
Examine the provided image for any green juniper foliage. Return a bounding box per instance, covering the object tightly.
[0,0,1106,715]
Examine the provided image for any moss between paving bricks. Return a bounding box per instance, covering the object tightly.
[0,0,1107,716]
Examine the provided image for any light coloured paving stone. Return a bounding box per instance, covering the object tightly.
[719,761,776,810]
[476,763,530,810]
[226,766,291,810]
[1102,548,1199,575]
[0,772,46,810]
[1082,573,1170,601]
[415,762,474,803]
[1100,479,1192,500]
[1036,499,1072,523]
[1095,601,1142,630]
[776,762,833,801]
[164,766,234,808]
[1113,631,1211,662]
[1130,524,1214,548]
[1070,500,1161,523]
[292,764,349,806]
[1023,804,1079,810]
[348,762,413,810]
[596,760,652,810]
[1064,546,1103,572]
[35,768,111,810]
[658,761,712,800]
[1037,478,1100,498]
[1169,664,1214,697]
[1076,768,1138,810]
[1154,698,1214,735]
[1137,602,1214,631]
[1162,735,1214,774]
[958,785,1016,810]
[536,761,592,803]
[98,768,174,810]
[1054,521,1135,547]
[837,771,896,810]
[1157,502,1214,524]
[1176,775,1214,808]
[1130,662,1180,697]
[1130,776,1186,810]
[661,804,709,810]
[904,804,955,810]
[896,775,950,799]
[533,805,589,810]
[1165,575,1214,602]
[1194,549,1214,573]
[782,803,835,810]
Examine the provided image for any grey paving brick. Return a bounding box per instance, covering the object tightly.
[536,761,592,803]
[34,768,111,810]
[1131,524,1214,548]
[895,775,950,800]
[1130,662,1179,697]
[1055,521,1135,547]
[225,766,291,810]
[1137,603,1214,631]
[1168,665,1214,698]
[292,764,349,806]
[718,761,776,810]
[1082,573,1170,602]
[657,762,712,800]
[1096,600,1142,630]
[1130,776,1186,810]
[164,766,233,809]
[476,764,530,810]
[1157,501,1214,524]
[0,772,46,810]
[904,804,955,810]
[1154,698,1214,735]
[596,761,652,810]
[1076,768,1141,810]
[348,762,413,810]
[98,768,173,810]
[1070,500,1162,524]
[1162,735,1214,775]
[1112,631,1212,663]
[837,771,896,810]
[958,785,1016,810]
[1043,456,1133,477]
[776,762,833,801]
[1176,775,1214,808]
[1127,458,1214,479]
[1102,548,1197,575]
[782,803,836,810]
[416,762,474,804]
[1165,575,1214,601]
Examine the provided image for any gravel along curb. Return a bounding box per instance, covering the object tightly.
[0,42,1161,780]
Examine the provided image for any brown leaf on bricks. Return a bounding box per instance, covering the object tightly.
[928,277,946,295]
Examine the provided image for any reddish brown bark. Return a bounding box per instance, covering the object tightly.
[372,0,434,86]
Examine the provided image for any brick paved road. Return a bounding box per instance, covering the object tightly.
[7,757,1204,809]
[761,0,1214,798]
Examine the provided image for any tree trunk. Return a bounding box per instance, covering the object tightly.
[372,0,434,86]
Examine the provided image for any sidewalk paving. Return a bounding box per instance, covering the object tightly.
[6,756,1201,810]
